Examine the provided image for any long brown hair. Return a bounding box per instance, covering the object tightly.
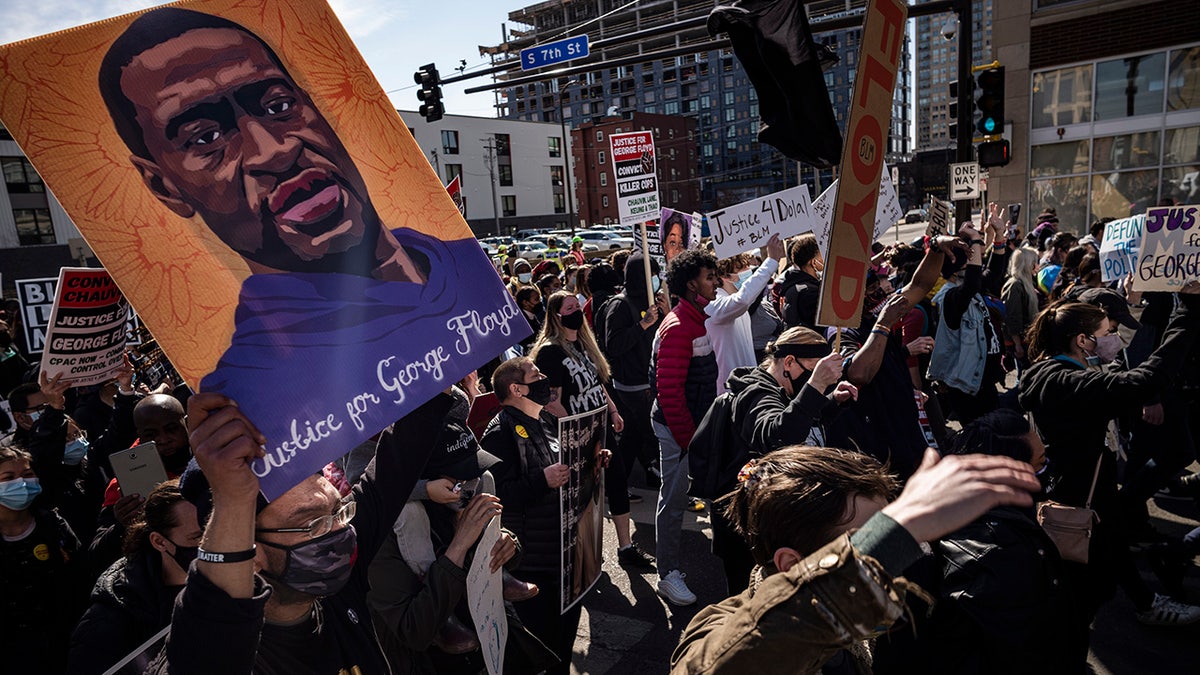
[123,478,185,558]
[1024,301,1106,361]
[531,291,611,381]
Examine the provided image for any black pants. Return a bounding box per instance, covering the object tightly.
[613,387,658,475]
[710,505,756,595]
[513,570,584,675]
[1122,397,1197,524]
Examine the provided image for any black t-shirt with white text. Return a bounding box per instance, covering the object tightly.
[535,342,607,415]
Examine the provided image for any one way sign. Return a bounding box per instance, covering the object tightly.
[951,162,980,201]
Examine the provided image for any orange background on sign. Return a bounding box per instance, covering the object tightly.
[0,0,469,387]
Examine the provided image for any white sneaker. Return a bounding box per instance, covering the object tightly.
[657,569,697,606]
[1136,594,1200,626]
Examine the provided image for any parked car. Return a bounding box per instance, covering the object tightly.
[481,236,515,249]
[903,208,928,224]
[575,230,635,250]
[479,240,498,256]
[515,228,550,240]
[527,233,600,252]
[513,240,549,260]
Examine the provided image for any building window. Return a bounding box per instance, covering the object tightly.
[550,166,564,186]
[2,158,45,193]
[600,172,608,187]
[723,91,734,106]
[444,164,463,185]
[494,133,511,157]
[1168,46,1200,111]
[1094,53,1166,121]
[664,101,680,115]
[499,164,513,186]
[602,195,609,208]
[595,130,604,142]
[501,195,516,217]
[441,130,459,154]
[598,150,606,165]
[1032,65,1093,128]
[14,208,54,246]
[553,193,566,213]
[548,137,561,157]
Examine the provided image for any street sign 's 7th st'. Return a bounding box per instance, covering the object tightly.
[521,35,589,71]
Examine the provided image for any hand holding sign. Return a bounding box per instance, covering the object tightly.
[188,393,268,503]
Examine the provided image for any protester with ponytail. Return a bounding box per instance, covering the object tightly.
[69,479,201,674]
[1018,291,1200,656]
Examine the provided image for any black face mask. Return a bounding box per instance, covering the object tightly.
[258,526,358,597]
[785,361,811,397]
[168,540,198,574]
[524,379,554,406]
[560,311,585,330]
[162,449,192,476]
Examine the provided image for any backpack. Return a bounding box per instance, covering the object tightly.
[686,392,749,500]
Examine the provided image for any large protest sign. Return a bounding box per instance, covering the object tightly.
[14,276,56,355]
[660,208,701,264]
[0,0,528,499]
[1099,214,1145,282]
[926,197,954,238]
[1134,204,1200,292]
[609,131,660,226]
[811,164,902,258]
[708,185,816,259]
[467,517,508,675]
[39,268,129,387]
[816,0,908,327]
[559,407,606,614]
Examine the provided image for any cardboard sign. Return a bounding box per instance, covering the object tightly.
[811,164,902,257]
[926,197,954,238]
[660,208,702,264]
[637,223,666,272]
[1133,205,1200,292]
[446,175,465,216]
[14,277,57,355]
[466,517,508,675]
[609,131,659,226]
[0,0,528,499]
[39,268,129,386]
[816,0,908,328]
[1098,214,1145,283]
[707,184,816,259]
[558,407,606,614]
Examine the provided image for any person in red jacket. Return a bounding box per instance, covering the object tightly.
[650,248,720,606]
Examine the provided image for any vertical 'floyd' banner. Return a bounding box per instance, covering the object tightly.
[559,407,607,614]
[0,0,529,499]
[815,0,907,328]
[39,268,129,387]
[1134,204,1200,292]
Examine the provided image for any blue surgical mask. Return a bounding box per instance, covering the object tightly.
[63,438,90,466]
[734,269,753,290]
[518,272,532,283]
[27,410,41,424]
[0,477,41,511]
[652,276,662,293]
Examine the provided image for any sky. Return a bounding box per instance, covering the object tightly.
[0,0,516,118]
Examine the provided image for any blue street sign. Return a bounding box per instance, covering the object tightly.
[520,35,589,71]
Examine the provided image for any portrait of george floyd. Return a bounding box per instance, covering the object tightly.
[0,0,529,499]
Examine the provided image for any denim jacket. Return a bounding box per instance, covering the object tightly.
[928,280,988,395]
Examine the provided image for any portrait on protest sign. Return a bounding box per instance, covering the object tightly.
[0,0,528,499]
[558,407,606,614]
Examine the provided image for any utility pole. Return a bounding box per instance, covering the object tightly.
[955,0,975,227]
[557,80,579,235]
[481,138,501,236]
[429,148,440,177]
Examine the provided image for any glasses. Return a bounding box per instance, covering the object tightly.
[22,404,47,414]
[257,499,356,539]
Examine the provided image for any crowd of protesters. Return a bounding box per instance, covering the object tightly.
[2,198,1200,674]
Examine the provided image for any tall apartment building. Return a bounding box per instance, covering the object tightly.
[915,0,993,150]
[989,0,1199,234]
[484,0,912,211]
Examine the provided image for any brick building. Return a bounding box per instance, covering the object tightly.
[571,112,700,227]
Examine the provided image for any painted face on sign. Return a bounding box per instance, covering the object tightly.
[664,220,686,263]
[109,20,424,283]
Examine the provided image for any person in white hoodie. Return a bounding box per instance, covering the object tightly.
[707,234,786,392]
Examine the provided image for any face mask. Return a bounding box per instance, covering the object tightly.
[0,477,41,511]
[560,310,585,330]
[27,410,41,424]
[524,378,554,406]
[168,539,199,573]
[734,269,753,290]
[1093,334,1123,364]
[518,273,532,283]
[652,276,662,293]
[785,360,811,397]
[259,525,358,597]
[63,438,89,466]
[694,292,710,307]
[161,450,192,476]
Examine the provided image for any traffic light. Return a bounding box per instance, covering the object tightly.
[975,66,1005,136]
[948,79,961,140]
[977,139,1011,168]
[414,63,444,123]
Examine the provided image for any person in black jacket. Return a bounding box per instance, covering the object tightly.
[68,478,200,675]
[145,391,450,675]
[480,356,578,675]
[773,233,823,330]
[1018,294,1200,661]
[601,253,669,493]
[915,409,1075,675]
[717,327,857,592]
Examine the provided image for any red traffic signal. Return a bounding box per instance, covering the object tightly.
[977,139,1010,168]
